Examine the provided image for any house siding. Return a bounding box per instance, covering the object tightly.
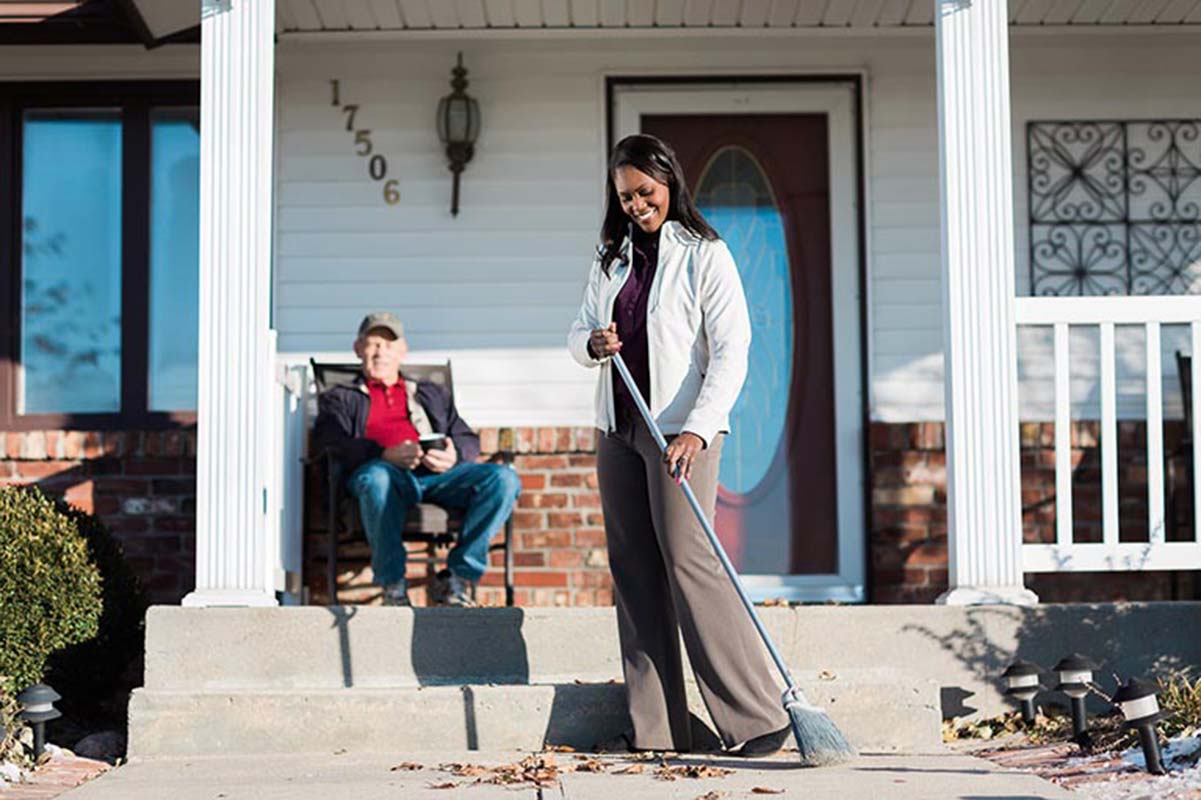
[273,33,1201,426]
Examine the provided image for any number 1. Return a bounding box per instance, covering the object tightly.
[330,79,340,106]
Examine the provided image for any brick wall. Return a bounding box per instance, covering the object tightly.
[0,430,197,605]
[870,421,1199,604]
[7,421,1196,610]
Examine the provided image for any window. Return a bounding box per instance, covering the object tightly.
[1027,120,1201,296]
[1,82,200,429]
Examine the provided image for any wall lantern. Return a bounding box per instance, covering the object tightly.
[1113,677,1169,775]
[1053,653,1097,746]
[17,683,61,759]
[1001,659,1043,725]
[436,52,481,217]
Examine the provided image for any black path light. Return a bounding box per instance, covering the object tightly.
[1053,653,1098,746]
[1002,659,1043,725]
[16,683,61,759]
[436,51,481,217]
[1113,677,1169,775]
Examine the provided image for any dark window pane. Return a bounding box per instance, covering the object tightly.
[148,108,200,412]
[21,109,122,414]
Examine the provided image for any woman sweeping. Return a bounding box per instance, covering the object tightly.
[567,134,791,757]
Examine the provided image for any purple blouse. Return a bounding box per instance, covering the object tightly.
[612,227,659,420]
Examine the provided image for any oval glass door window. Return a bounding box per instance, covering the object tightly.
[694,146,794,495]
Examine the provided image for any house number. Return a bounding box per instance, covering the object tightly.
[330,79,400,206]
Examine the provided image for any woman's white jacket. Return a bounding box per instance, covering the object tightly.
[567,221,752,445]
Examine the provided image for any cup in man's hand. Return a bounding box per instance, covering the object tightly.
[420,433,448,452]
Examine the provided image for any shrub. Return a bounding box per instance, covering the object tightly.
[0,684,32,769]
[0,486,102,694]
[45,500,150,726]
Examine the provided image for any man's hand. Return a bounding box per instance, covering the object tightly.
[421,437,458,474]
[382,441,422,470]
[663,432,705,483]
[588,322,622,360]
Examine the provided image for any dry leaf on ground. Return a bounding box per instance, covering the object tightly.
[480,754,561,788]
[573,757,607,773]
[752,788,786,795]
[545,744,576,752]
[437,762,490,777]
[655,762,734,781]
[695,791,727,800]
[613,763,646,774]
[427,781,458,789]
[389,762,423,771]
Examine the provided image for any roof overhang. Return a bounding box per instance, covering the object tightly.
[275,0,1201,38]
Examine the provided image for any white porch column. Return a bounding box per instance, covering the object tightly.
[183,0,278,607]
[934,0,1037,606]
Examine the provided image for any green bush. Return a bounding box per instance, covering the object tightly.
[45,500,149,725]
[0,684,31,768]
[0,486,102,694]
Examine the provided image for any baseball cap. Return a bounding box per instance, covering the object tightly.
[357,311,405,340]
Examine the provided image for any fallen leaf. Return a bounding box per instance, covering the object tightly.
[428,781,458,789]
[574,758,607,773]
[695,792,727,800]
[752,788,785,795]
[545,744,576,752]
[613,763,646,774]
[654,762,733,781]
[437,763,490,777]
[332,748,347,756]
[818,669,837,681]
[389,762,423,771]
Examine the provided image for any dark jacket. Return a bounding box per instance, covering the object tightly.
[313,374,481,476]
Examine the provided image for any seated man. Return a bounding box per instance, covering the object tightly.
[314,312,521,607]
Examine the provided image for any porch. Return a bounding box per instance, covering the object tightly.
[171,1,1201,611]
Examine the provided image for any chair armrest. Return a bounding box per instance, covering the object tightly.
[488,449,515,466]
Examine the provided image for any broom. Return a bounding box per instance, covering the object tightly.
[610,352,855,766]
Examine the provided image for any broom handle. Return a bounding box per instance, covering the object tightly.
[610,353,798,690]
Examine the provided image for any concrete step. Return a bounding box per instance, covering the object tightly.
[136,603,1201,757]
[129,670,941,757]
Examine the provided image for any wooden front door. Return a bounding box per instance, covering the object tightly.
[641,114,838,577]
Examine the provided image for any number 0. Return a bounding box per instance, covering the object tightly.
[369,155,387,181]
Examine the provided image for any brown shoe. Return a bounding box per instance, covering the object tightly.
[734,725,791,757]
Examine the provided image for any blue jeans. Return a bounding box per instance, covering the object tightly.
[346,459,521,586]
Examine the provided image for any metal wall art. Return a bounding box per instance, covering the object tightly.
[1028,120,1201,296]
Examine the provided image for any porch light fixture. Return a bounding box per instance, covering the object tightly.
[16,683,61,759]
[1113,677,1168,775]
[1053,654,1097,746]
[436,51,481,217]
[1001,659,1043,725]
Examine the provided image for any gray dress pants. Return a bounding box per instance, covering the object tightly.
[596,413,789,751]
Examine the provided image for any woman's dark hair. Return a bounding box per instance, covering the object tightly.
[598,134,718,273]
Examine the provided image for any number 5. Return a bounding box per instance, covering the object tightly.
[355,130,372,156]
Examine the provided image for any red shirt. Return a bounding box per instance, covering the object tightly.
[364,379,420,448]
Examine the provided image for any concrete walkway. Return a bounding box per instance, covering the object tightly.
[57,749,1072,799]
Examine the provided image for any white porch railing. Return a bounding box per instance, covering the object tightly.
[1016,296,1201,573]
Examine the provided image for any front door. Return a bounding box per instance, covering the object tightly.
[612,81,865,602]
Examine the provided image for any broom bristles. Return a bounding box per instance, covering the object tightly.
[787,704,856,767]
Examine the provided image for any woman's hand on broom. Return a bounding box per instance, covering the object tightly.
[664,432,705,484]
[588,322,622,359]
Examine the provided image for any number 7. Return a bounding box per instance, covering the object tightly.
[342,104,358,132]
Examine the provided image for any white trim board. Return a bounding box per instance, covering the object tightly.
[612,80,866,603]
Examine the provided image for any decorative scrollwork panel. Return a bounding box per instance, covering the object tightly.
[1028,120,1201,296]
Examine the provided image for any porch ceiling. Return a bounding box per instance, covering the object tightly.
[276,0,1201,34]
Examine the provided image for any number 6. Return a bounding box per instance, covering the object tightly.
[383,180,400,205]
